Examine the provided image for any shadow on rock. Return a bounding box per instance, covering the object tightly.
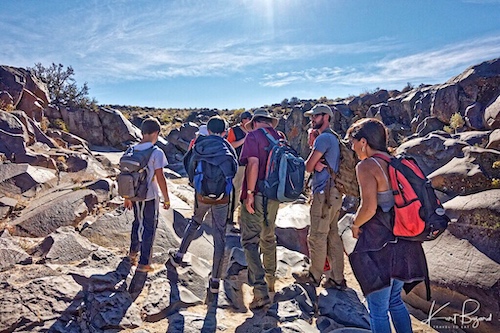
[49,258,141,332]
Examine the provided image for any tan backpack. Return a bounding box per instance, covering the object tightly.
[323,129,360,198]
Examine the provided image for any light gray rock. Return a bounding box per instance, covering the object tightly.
[0,163,56,197]
[0,237,31,271]
[31,226,97,264]
[396,133,468,175]
[442,190,500,263]
[9,189,98,237]
[484,93,500,129]
[428,146,500,196]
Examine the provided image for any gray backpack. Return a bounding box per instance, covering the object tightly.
[117,146,156,201]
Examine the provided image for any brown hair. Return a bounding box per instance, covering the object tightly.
[141,117,161,135]
[346,118,389,153]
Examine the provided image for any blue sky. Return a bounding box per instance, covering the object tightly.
[1,0,500,110]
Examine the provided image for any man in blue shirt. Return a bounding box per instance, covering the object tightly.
[293,104,347,290]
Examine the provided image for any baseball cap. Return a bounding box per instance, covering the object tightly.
[240,111,252,121]
[304,104,333,117]
[195,124,208,136]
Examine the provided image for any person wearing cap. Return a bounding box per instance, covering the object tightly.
[168,116,238,302]
[226,111,252,233]
[188,124,208,150]
[293,104,347,290]
[239,108,282,310]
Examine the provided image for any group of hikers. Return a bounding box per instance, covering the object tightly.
[122,105,429,333]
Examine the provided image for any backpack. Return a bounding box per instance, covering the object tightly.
[184,136,237,204]
[323,129,360,197]
[373,153,450,241]
[117,146,156,201]
[259,128,305,202]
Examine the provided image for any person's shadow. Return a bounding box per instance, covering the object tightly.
[49,258,136,332]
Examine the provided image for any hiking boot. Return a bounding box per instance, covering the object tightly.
[249,295,271,310]
[292,271,321,287]
[322,278,348,290]
[128,251,139,266]
[166,248,184,268]
[136,264,154,273]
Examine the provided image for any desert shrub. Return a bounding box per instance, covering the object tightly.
[53,118,69,132]
[449,113,465,132]
[28,63,97,109]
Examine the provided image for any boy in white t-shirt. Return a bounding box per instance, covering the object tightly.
[124,117,170,273]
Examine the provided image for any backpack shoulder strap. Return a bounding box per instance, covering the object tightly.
[259,127,279,146]
[372,153,391,163]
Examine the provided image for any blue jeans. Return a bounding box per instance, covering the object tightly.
[130,199,159,266]
[365,279,413,333]
[178,199,229,280]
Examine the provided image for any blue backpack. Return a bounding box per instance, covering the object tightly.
[259,128,305,202]
[184,135,237,204]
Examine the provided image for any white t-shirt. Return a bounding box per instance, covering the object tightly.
[132,142,168,201]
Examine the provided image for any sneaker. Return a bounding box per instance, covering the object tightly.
[128,252,139,266]
[136,264,154,273]
[321,278,347,290]
[249,295,271,310]
[292,271,321,287]
[166,248,184,268]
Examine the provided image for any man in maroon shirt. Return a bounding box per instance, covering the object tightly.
[239,108,282,310]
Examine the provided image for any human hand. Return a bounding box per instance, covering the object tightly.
[308,129,319,148]
[352,225,361,238]
[245,195,255,214]
[162,199,170,210]
[314,161,326,172]
[124,199,133,210]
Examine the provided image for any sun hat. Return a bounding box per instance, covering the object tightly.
[304,104,334,117]
[244,108,279,131]
[195,124,209,136]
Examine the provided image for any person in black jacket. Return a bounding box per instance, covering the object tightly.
[167,116,238,302]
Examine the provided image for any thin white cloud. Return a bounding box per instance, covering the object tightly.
[261,35,500,89]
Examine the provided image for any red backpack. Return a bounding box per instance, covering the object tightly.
[373,154,449,241]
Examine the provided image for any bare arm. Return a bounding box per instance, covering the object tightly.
[155,168,170,210]
[230,137,246,149]
[352,160,379,237]
[244,156,259,214]
[305,150,325,173]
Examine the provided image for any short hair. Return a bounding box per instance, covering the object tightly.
[141,117,161,135]
[347,118,388,152]
[207,116,227,134]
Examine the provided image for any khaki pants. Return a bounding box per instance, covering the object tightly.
[240,193,279,299]
[231,165,245,223]
[308,187,344,283]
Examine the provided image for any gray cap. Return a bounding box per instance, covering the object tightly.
[304,104,333,117]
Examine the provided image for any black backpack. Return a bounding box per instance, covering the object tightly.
[117,146,156,201]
